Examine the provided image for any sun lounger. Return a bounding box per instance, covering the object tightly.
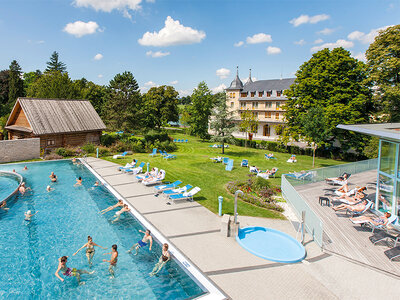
[369,231,400,246]
[173,139,177,142]
[143,170,166,186]
[168,187,201,202]
[241,159,249,167]
[384,246,400,261]
[265,154,276,160]
[118,162,136,171]
[154,180,182,193]
[113,151,128,159]
[210,157,222,163]
[164,153,177,160]
[357,215,398,233]
[124,162,145,174]
[184,139,188,143]
[159,150,164,156]
[326,173,352,185]
[163,184,192,197]
[222,157,229,165]
[226,159,233,171]
[346,201,373,217]
[149,148,157,156]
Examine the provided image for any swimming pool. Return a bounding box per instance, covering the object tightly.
[0,160,211,299]
[0,171,21,202]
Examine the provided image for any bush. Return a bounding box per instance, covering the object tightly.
[55,147,80,157]
[100,134,117,147]
[144,130,171,144]
[44,152,63,160]
[55,147,67,157]
[98,146,110,157]
[81,143,96,154]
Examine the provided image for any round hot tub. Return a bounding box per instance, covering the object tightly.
[236,226,306,263]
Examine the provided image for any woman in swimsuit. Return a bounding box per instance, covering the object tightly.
[351,212,391,226]
[73,236,107,266]
[55,256,94,285]
[24,210,38,221]
[111,204,130,223]
[127,229,153,255]
[100,200,123,215]
[49,172,57,182]
[150,243,170,276]
[75,177,82,186]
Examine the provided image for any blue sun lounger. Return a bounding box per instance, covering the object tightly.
[149,148,157,156]
[168,187,201,202]
[163,184,192,197]
[154,180,182,193]
[124,162,145,174]
[226,159,234,171]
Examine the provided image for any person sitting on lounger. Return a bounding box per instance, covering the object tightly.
[142,170,165,183]
[210,156,222,163]
[100,200,123,215]
[332,200,368,212]
[266,153,274,159]
[325,173,349,184]
[335,185,366,197]
[350,212,391,226]
[287,155,297,163]
[334,190,366,204]
[118,159,137,171]
[249,166,259,173]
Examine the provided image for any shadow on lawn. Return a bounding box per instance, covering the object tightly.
[223,151,260,158]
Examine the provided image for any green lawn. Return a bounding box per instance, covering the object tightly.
[104,133,344,219]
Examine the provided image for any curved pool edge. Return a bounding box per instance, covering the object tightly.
[0,171,23,204]
[236,226,306,263]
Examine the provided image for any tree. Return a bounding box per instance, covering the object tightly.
[45,51,67,73]
[80,81,107,115]
[27,71,80,99]
[142,85,179,129]
[0,70,10,116]
[188,81,214,140]
[8,60,24,108]
[23,70,42,94]
[366,24,400,122]
[284,47,373,153]
[180,95,191,105]
[209,93,236,154]
[238,109,258,147]
[300,107,329,167]
[103,71,141,131]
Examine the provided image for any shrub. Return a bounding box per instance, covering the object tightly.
[44,152,63,160]
[81,143,96,154]
[144,130,170,144]
[55,147,67,157]
[98,146,110,157]
[100,134,117,147]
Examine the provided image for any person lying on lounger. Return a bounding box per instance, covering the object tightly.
[335,184,365,195]
[287,155,297,163]
[142,170,164,183]
[210,156,222,163]
[249,166,259,173]
[325,173,349,184]
[350,212,391,226]
[332,200,368,212]
[334,189,366,203]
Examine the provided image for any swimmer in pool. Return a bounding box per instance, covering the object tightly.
[127,229,153,255]
[24,210,38,221]
[73,236,107,266]
[150,243,170,276]
[111,204,130,223]
[46,185,54,192]
[100,200,124,215]
[49,172,57,182]
[74,177,82,186]
[103,244,118,278]
[19,182,27,195]
[23,166,28,170]
[55,256,94,285]
[94,181,100,187]
[0,201,9,211]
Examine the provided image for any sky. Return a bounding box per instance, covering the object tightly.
[0,0,399,96]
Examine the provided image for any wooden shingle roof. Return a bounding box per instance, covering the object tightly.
[6,98,106,135]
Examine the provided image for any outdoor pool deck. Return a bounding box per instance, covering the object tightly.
[295,170,400,278]
[85,157,400,299]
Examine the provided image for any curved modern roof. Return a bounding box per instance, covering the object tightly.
[242,78,295,92]
[337,123,400,142]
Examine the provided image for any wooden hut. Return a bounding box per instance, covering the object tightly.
[5,98,106,151]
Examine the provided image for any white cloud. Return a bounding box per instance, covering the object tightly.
[94,53,103,60]
[246,33,272,44]
[216,68,231,79]
[73,0,142,12]
[266,46,282,55]
[98,74,103,78]
[146,0,155,2]
[314,38,324,44]
[170,80,178,85]
[294,39,306,46]
[138,16,206,47]
[352,52,367,62]
[311,39,354,52]
[146,50,170,58]
[211,84,227,94]
[347,25,392,44]
[178,89,192,97]
[144,81,157,87]
[234,41,244,47]
[317,28,335,35]
[289,14,330,27]
[63,21,100,38]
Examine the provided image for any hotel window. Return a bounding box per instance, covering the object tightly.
[252,102,258,109]
[276,102,281,110]
[275,113,279,120]
[258,92,263,97]
[265,112,271,118]
[266,91,272,97]
[47,139,55,146]
[265,102,272,109]
[241,92,247,97]
[230,102,234,108]
[251,92,256,97]
[277,90,282,97]
[240,102,246,109]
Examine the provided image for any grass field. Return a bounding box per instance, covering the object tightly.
[104,133,344,219]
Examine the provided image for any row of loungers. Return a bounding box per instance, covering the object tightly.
[153,181,201,203]
[325,177,400,262]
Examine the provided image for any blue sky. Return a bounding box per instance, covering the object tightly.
[0,0,399,96]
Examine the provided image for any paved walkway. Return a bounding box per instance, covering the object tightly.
[86,157,399,300]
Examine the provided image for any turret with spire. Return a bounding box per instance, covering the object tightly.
[226,66,243,90]
[244,68,253,86]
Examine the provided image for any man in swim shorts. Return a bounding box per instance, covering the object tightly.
[103,244,118,278]
[49,172,57,182]
[127,229,153,255]
[55,256,94,285]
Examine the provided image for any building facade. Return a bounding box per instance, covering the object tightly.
[225,68,295,140]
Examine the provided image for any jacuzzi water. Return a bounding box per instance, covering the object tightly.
[0,172,20,201]
[0,160,205,299]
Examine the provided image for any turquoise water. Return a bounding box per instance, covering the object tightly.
[0,173,19,201]
[0,160,205,299]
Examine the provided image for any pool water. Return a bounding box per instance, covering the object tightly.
[0,172,20,201]
[0,160,205,299]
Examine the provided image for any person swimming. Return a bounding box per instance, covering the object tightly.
[55,256,94,285]
[24,210,38,221]
[75,177,82,186]
[100,200,123,215]
[94,181,100,187]
[111,204,130,223]
[0,201,9,211]
[150,243,170,276]
[73,236,107,266]
[23,166,28,170]
[49,172,57,182]
[103,244,118,278]
[127,229,153,255]
[19,182,27,195]
[46,185,54,192]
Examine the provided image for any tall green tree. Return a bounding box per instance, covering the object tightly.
[23,70,42,95]
[0,70,10,116]
[103,71,141,131]
[238,109,258,147]
[366,24,400,122]
[209,93,236,154]
[80,81,107,115]
[188,81,214,140]
[284,47,373,153]
[142,85,179,129]
[45,51,67,73]
[27,71,80,99]
[8,60,24,108]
